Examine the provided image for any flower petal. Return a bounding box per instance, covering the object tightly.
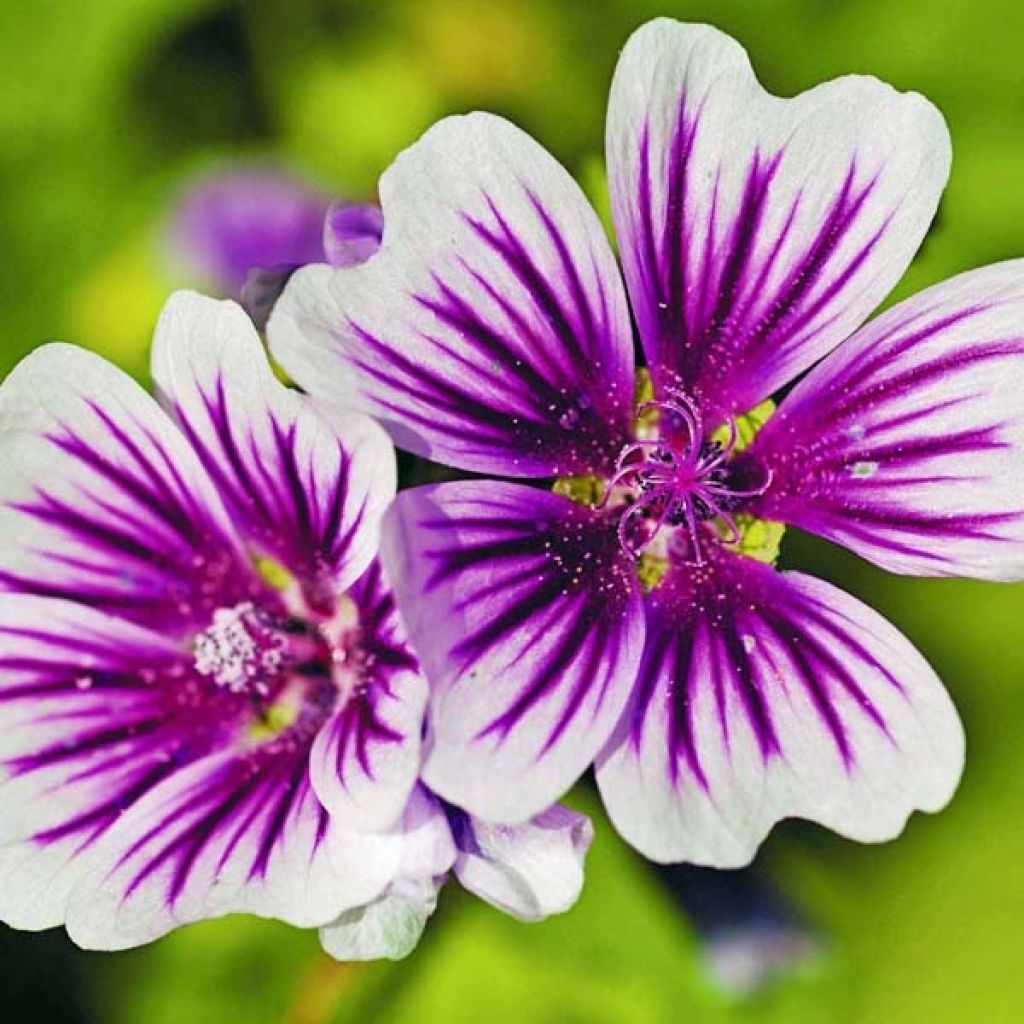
[450,803,593,921]
[152,291,396,596]
[309,560,428,832]
[0,596,207,930]
[320,877,438,961]
[0,343,250,634]
[62,742,402,950]
[319,787,454,961]
[596,551,963,866]
[323,202,384,267]
[749,261,1024,580]
[382,481,645,822]
[270,113,635,478]
[607,18,950,423]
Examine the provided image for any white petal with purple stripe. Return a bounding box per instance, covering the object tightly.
[63,745,403,950]
[0,344,251,634]
[0,597,191,930]
[597,552,963,866]
[607,18,950,423]
[383,482,645,823]
[271,113,636,478]
[750,260,1024,580]
[308,560,428,833]
[153,291,396,596]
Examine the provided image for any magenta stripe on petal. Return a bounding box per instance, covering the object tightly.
[345,188,632,476]
[116,750,326,902]
[0,350,257,634]
[174,377,366,587]
[597,546,962,866]
[152,294,396,601]
[382,481,644,822]
[750,262,1024,580]
[308,557,428,833]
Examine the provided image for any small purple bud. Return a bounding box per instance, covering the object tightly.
[323,202,384,267]
[654,863,823,995]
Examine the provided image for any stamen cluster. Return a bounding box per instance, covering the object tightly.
[604,390,771,560]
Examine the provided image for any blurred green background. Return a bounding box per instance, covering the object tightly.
[2,0,1024,1021]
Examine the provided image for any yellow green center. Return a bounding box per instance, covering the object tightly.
[552,375,786,589]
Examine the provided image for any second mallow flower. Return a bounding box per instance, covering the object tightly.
[270,18,1024,865]
[0,290,590,954]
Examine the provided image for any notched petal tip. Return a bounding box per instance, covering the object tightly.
[597,552,964,867]
[608,15,950,425]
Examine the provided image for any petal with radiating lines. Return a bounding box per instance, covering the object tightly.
[152,291,396,596]
[309,559,428,833]
[607,18,950,424]
[0,344,252,635]
[750,260,1024,580]
[270,113,635,478]
[596,551,963,866]
[62,741,402,950]
[382,482,645,822]
[0,596,225,930]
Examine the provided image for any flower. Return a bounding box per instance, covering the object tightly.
[167,169,333,295]
[165,168,382,328]
[269,18,1024,867]
[324,786,593,960]
[0,291,437,948]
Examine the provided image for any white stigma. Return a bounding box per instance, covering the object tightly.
[193,602,282,693]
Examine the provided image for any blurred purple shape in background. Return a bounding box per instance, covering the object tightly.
[167,168,333,295]
[167,167,384,331]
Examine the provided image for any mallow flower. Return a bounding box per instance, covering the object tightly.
[270,18,1024,865]
[0,289,594,955]
[0,290,439,949]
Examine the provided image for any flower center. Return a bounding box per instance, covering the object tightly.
[193,602,288,695]
[606,389,772,560]
[192,594,365,734]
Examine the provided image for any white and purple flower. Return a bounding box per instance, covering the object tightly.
[0,286,594,955]
[0,291,439,949]
[270,19,1024,865]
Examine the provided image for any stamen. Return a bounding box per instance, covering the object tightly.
[193,602,285,694]
[608,389,773,562]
